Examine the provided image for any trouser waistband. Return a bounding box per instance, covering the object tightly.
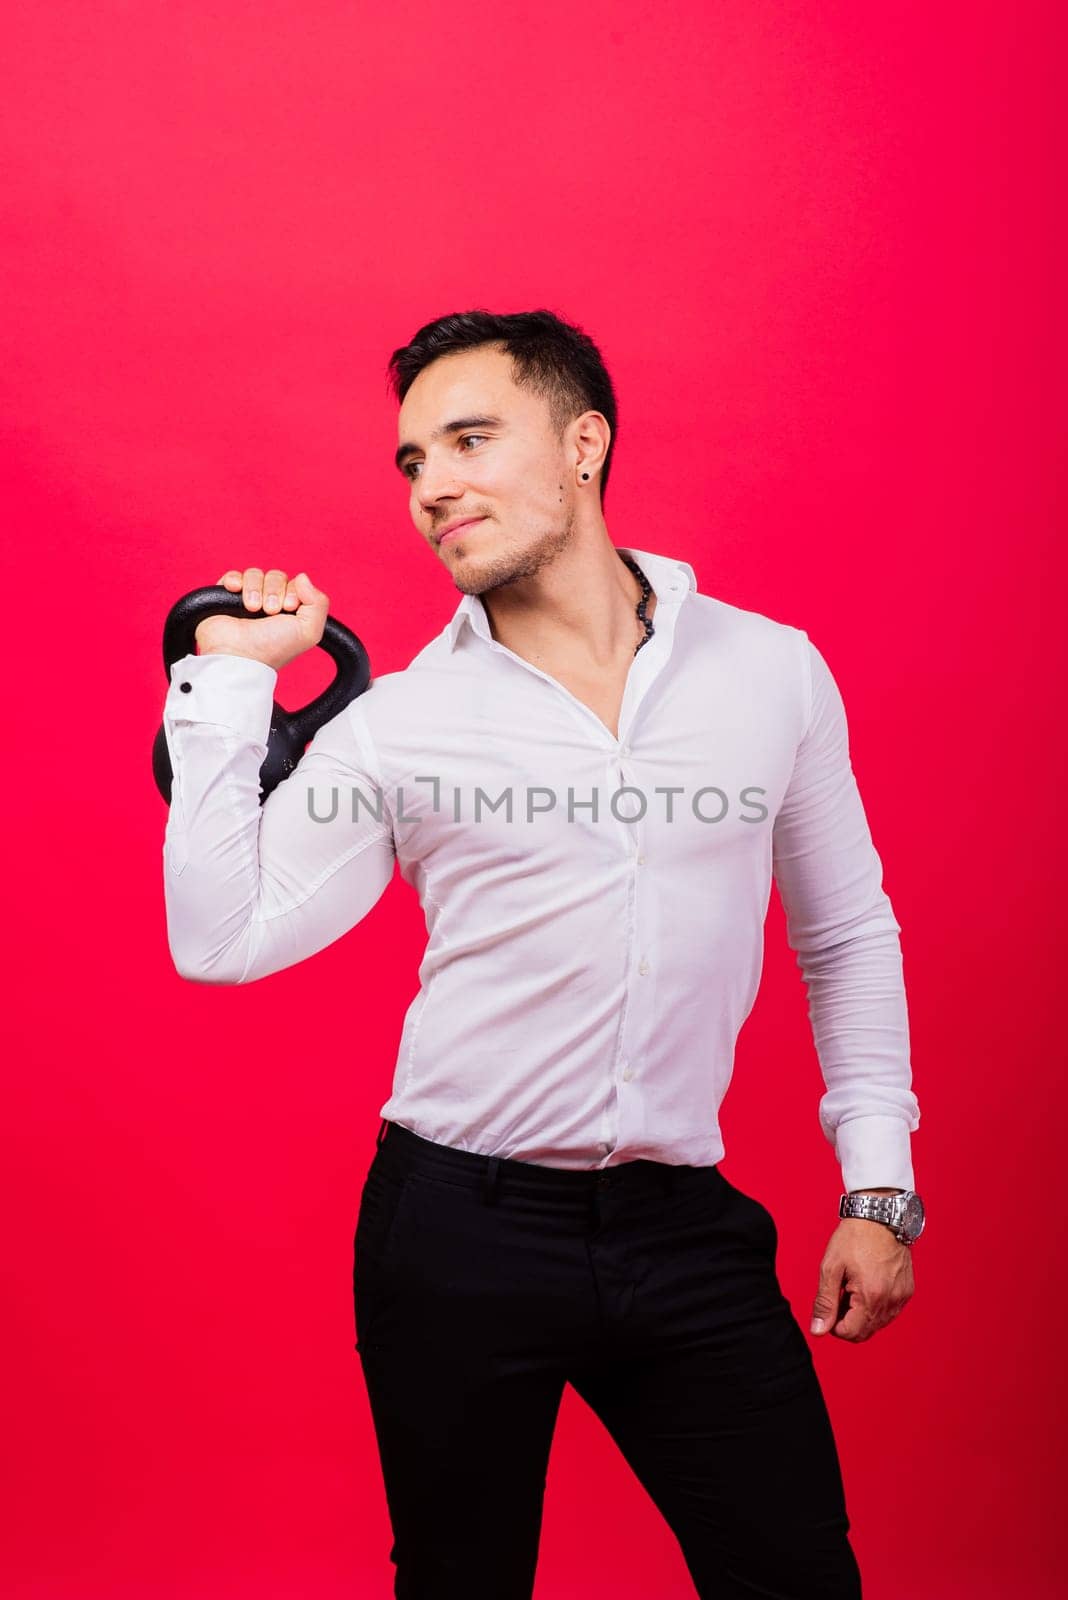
[374,1117,724,1208]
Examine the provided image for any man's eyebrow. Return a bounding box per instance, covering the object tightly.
[394,415,505,473]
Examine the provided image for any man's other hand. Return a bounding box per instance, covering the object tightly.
[809,1219,915,1342]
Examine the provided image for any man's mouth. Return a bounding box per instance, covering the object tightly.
[437,517,485,546]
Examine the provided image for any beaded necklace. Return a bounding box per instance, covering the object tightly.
[619,552,655,655]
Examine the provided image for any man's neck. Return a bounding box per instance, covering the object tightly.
[483,539,656,671]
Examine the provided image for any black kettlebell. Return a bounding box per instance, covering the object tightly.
[152,586,371,805]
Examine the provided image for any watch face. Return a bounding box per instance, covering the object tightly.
[903,1193,925,1240]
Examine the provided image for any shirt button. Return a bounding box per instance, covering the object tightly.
[621,744,631,755]
[179,681,192,692]
[636,853,646,866]
[638,959,650,976]
[622,1065,634,1082]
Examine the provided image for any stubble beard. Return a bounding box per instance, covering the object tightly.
[448,508,577,597]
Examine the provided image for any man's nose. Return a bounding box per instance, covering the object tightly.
[416,457,465,512]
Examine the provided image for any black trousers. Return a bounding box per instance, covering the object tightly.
[353,1119,862,1599]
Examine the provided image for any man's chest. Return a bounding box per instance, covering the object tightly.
[377,656,804,880]
[538,659,630,741]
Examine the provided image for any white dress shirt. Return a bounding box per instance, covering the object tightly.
[161,545,920,1192]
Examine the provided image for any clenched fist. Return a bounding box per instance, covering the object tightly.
[195,567,331,672]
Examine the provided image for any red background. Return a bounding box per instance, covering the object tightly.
[2,3,1063,1596]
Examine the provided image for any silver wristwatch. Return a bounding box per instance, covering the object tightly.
[839,1190,925,1245]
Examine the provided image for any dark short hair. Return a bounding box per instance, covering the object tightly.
[386,308,619,501]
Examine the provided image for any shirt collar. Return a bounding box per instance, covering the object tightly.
[444,546,697,653]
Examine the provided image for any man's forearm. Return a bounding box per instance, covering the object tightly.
[771,636,921,1196]
[161,651,396,983]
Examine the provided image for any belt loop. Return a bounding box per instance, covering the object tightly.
[482,1156,501,1205]
[376,1117,390,1149]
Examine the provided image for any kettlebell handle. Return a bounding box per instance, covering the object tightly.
[153,586,372,805]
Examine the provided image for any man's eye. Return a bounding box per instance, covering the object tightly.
[406,435,486,482]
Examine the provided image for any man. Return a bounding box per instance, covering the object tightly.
[161,308,923,1598]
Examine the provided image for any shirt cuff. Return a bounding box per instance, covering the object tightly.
[833,1114,916,1193]
[165,652,279,744]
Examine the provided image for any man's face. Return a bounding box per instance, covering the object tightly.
[395,343,579,596]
